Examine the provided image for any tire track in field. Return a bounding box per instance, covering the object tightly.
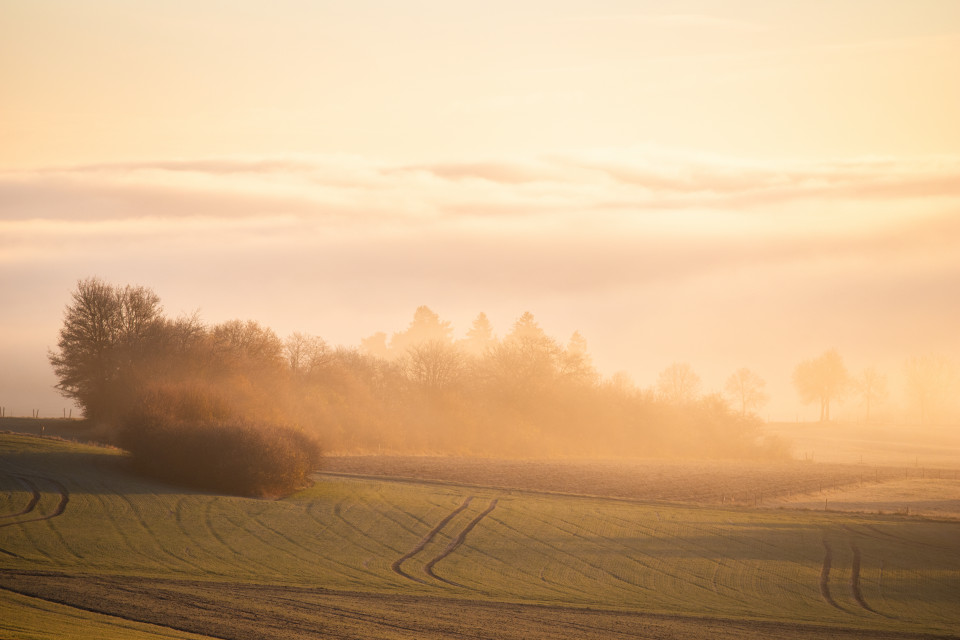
[252,510,385,584]
[819,536,844,612]
[849,540,887,616]
[114,490,215,576]
[615,512,816,606]
[391,496,473,585]
[495,511,657,603]
[1,476,41,518]
[0,477,69,529]
[550,512,717,600]
[424,498,498,587]
[201,499,281,578]
[0,584,231,640]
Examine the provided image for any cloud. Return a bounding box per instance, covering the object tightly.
[568,13,767,33]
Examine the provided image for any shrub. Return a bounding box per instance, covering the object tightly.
[118,386,322,497]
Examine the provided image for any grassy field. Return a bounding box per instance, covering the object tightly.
[2,429,959,639]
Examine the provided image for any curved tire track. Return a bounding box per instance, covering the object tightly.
[1,477,41,518]
[819,536,844,612]
[0,477,69,529]
[424,498,498,587]
[391,496,473,585]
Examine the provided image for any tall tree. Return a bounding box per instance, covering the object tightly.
[389,306,453,355]
[854,366,887,423]
[49,277,164,421]
[724,367,769,417]
[460,312,496,356]
[792,349,849,422]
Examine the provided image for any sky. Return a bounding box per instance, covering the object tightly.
[2,0,959,420]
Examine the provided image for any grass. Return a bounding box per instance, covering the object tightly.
[2,432,959,639]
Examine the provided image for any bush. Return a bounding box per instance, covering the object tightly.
[118,386,322,497]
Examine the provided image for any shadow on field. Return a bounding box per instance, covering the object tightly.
[0,448,199,497]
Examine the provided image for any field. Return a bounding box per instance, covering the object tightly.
[2,426,960,639]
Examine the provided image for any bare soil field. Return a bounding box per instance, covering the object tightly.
[320,455,924,505]
[0,570,950,640]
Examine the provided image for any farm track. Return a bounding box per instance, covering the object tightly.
[424,498,498,587]
[1,570,955,640]
[391,496,474,585]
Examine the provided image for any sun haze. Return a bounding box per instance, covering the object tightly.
[2,0,959,424]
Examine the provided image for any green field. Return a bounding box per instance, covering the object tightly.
[2,432,959,639]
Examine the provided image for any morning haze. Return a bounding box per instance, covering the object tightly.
[2,2,960,639]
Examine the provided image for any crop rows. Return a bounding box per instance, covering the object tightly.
[2,434,959,638]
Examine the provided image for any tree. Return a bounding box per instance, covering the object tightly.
[389,306,453,354]
[559,331,599,386]
[854,366,887,423]
[724,367,769,417]
[792,349,849,422]
[460,312,496,356]
[404,340,465,393]
[486,312,561,399]
[285,332,330,377]
[656,363,701,405]
[904,354,956,425]
[49,277,164,421]
[211,320,284,372]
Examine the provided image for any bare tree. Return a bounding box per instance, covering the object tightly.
[792,349,849,422]
[404,340,465,392]
[285,332,330,377]
[724,367,769,417]
[904,354,956,425]
[854,366,888,423]
[657,363,701,405]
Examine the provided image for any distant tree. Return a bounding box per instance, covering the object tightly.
[656,363,701,404]
[854,366,888,423]
[389,306,453,354]
[359,332,390,359]
[404,340,465,392]
[285,332,330,377]
[49,277,164,421]
[486,312,562,398]
[724,367,769,417]
[559,331,599,386]
[904,354,956,425]
[210,320,284,372]
[460,312,496,356]
[792,349,849,422]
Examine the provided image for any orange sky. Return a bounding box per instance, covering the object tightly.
[2,1,959,420]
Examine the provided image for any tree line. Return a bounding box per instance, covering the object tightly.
[792,348,958,425]
[48,279,783,495]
